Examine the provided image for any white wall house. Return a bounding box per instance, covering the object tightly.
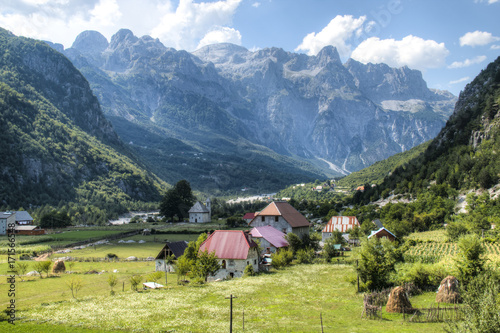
[188,198,211,223]
[199,230,259,280]
[249,201,310,238]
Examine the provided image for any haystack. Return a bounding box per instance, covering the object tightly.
[436,276,461,303]
[386,286,413,313]
[52,260,66,274]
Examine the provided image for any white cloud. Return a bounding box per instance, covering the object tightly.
[197,27,242,49]
[491,45,500,50]
[295,15,366,58]
[459,30,500,47]
[0,0,123,47]
[252,2,261,8]
[150,0,242,51]
[449,77,470,85]
[448,55,487,68]
[351,35,449,70]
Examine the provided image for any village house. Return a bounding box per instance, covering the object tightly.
[0,212,15,235]
[249,201,310,238]
[188,198,211,223]
[242,212,255,224]
[198,230,259,280]
[322,216,360,242]
[368,227,396,242]
[249,225,289,255]
[155,241,188,272]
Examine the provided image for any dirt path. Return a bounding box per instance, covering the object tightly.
[34,251,53,261]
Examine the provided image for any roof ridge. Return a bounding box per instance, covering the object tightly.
[274,202,282,216]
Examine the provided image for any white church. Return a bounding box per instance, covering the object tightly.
[188,198,211,223]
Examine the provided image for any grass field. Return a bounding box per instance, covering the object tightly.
[0,263,450,332]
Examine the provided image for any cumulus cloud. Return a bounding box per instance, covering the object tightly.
[295,15,366,58]
[450,77,470,85]
[491,45,500,50]
[459,31,500,47]
[351,35,449,70]
[448,55,487,69]
[151,0,242,51]
[0,0,122,47]
[252,2,261,8]
[197,27,242,49]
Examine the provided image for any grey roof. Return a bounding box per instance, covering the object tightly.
[155,241,188,259]
[188,201,209,213]
[372,219,384,229]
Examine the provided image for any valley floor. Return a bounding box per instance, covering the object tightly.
[0,263,449,332]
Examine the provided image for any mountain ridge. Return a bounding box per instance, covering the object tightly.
[52,29,457,193]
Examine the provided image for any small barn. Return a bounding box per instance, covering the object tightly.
[250,225,289,255]
[368,227,396,242]
[242,212,256,224]
[322,216,360,242]
[155,241,188,272]
[199,230,259,280]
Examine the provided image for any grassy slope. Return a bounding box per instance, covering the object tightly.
[1,263,446,332]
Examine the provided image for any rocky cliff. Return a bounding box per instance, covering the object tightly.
[58,29,456,190]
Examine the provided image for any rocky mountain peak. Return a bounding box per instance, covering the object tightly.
[71,30,109,55]
[109,29,138,49]
[314,45,342,67]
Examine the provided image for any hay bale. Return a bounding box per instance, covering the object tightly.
[436,276,462,304]
[386,286,413,313]
[52,260,66,274]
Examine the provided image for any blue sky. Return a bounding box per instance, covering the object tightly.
[1,0,499,95]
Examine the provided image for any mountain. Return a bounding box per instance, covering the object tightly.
[57,29,456,193]
[0,28,165,212]
[353,56,500,204]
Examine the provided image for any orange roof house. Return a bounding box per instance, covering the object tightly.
[249,201,310,238]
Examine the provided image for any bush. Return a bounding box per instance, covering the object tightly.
[357,237,399,291]
[129,275,143,291]
[271,249,293,269]
[243,264,256,277]
[393,262,449,291]
[296,248,315,264]
[106,253,118,259]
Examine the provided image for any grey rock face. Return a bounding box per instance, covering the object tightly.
[62,30,457,175]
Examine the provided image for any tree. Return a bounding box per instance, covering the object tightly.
[454,234,485,287]
[192,250,220,282]
[159,180,195,221]
[175,255,194,284]
[13,262,29,281]
[285,233,302,254]
[39,210,71,229]
[357,237,398,291]
[66,276,83,298]
[129,275,143,291]
[33,261,52,278]
[108,274,118,295]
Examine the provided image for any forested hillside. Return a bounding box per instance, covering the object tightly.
[356,56,500,204]
[0,28,166,221]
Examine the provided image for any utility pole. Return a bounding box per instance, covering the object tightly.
[225,294,237,333]
[356,259,359,293]
[164,247,168,286]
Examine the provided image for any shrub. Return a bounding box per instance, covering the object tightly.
[271,249,293,269]
[357,237,399,291]
[393,262,449,291]
[129,275,143,291]
[106,253,118,259]
[455,234,485,287]
[243,264,256,277]
[296,248,315,264]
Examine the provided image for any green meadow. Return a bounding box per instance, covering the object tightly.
[0,262,449,332]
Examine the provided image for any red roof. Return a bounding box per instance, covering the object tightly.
[199,230,257,260]
[242,213,255,220]
[252,202,310,228]
[322,216,360,233]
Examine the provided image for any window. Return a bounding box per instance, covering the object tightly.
[254,259,257,265]
[247,261,249,265]
[261,216,265,222]
[221,260,226,269]
[275,216,279,222]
